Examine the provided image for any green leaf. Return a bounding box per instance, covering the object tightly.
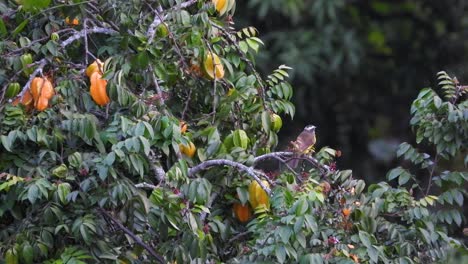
[27,184,39,204]
[396,143,411,157]
[21,242,34,264]
[0,18,7,37]
[239,40,249,53]
[57,183,71,205]
[398,170,411,185]
[261,110,271,132]
[275,245,286,263]
[359,230,372,248]
[278,226,292,244]
[387,167,403,181]
[295,199,308,216]
[12,19,29,37]
[1,135,12,152]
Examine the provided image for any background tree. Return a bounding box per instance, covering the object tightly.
[0,0,467,263]
[237,0,468,181]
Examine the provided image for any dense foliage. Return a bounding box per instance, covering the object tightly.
[0,0,467,263]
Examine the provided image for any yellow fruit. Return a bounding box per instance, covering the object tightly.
[248,180,270,209]
[212,0,229,15]
[180,142,196,158]
[203,52,224,80]
[89,72,110,106]
[86,59,104,77]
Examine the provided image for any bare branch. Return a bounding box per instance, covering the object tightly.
[97,208,165,263]
[147,6,164,45]
[5,28,75,57]
[228,230,252,243]
[254,151,330,173]
[188,159,271,195]
[135,182,158,189]
[61,27,118,48]
[146,0,198,44]
[200,192,218,221]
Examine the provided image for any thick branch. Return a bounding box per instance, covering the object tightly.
[188,159,271,195]
[97,208,165,264]
[135,182,158,189]
[61,27,117,48]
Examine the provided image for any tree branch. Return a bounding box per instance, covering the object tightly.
[211,22,269,110]
[16,59,48,99]
[61,27,118,48]
[425,154,439,195]
[146,0,198,44]
[200,192,218,221]
[135,182,158,189]
[97,208,165,264]
[188,159,271,195]
[254,151,330,174]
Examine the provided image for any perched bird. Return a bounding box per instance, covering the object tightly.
[288,125,317,168]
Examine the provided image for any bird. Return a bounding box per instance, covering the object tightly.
[288,125,317,168]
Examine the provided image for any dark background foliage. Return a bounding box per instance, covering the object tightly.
[236,0,468,180]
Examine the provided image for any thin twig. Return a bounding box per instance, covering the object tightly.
[181,86,193,120]
[97,208,165,263]
[200,192,218,221]
[83,18,89,66]
[425,154,439,195]
[148,65,170,116]
[5,28,75,57]
[228,230,252,243]
[211,22,269,110]
[153,13,189,70]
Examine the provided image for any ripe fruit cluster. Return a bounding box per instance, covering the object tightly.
[31,77,55,111]
[13,77,55,112]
